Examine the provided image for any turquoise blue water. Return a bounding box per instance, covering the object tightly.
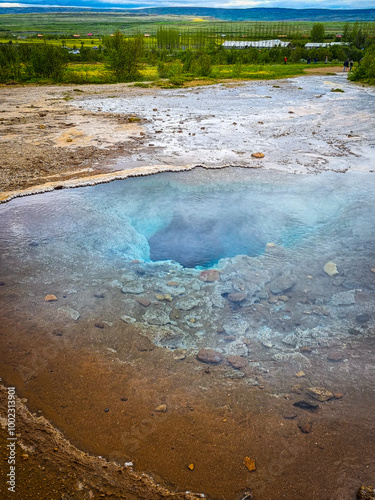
[0,168,374,269]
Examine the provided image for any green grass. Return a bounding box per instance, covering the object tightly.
[1,12,374,38]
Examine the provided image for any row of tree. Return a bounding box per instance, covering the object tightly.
[0,29,373,84]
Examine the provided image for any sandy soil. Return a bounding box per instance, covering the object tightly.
[0,73,374,500]
[0,83,158,194]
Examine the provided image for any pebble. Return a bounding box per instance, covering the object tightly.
[136,297,151,307]
[197,348,223,364]
[262,341,273,349]
[323,261,339,276]
[155,404,167,413]
[298,419,313,433]
[306,387,334,402]
[95,322,105,329]
[44,294,58,302]
[243,456,256,472]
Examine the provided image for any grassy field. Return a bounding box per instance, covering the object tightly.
[19,61,333,85]
[1,12,374,39]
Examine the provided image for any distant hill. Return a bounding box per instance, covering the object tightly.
[135,7,375,22]
[0,6,374,20]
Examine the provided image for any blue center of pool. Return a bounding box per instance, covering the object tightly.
[0,168,374,269]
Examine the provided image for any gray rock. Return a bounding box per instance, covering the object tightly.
[121,315,137,324]
[270,274,296,294]
[210,292,226,309]
[273,352,311,367]
[154,281,186,296]
[226,340,249,357]
[143,306,171,325]
[331,289,356,306]
[121,281,144,294]
[223,318,249,336]
[58,306,80,321]
[227,291,247,302]
[175,296,200,311]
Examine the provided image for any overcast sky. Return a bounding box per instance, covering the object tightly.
[1,0,374,10]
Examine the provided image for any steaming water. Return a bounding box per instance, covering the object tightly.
[1,168,374,269]
[1,167,374,354]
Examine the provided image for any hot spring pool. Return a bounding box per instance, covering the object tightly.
[1,167,374,268]
[0,167,374,352]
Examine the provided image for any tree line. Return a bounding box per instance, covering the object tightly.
[0,27,374,84]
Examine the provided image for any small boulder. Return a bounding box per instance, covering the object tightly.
[306,387,334,402]
[227,355,248,370]
[197,348,223,364]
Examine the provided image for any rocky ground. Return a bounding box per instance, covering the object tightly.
[0,72,375,500]
[0,83,157,195]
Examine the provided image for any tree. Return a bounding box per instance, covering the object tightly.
[103,31,144,82]
[310,23,325,43]
[349,43,375,82]
[28,45,68,81]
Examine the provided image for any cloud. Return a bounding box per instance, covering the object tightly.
[1,0,375,9]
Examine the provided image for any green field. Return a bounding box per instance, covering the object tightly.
[1,12,374,39]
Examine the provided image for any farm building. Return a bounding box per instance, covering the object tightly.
[305,42,349,49]
[222,40,292,49]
